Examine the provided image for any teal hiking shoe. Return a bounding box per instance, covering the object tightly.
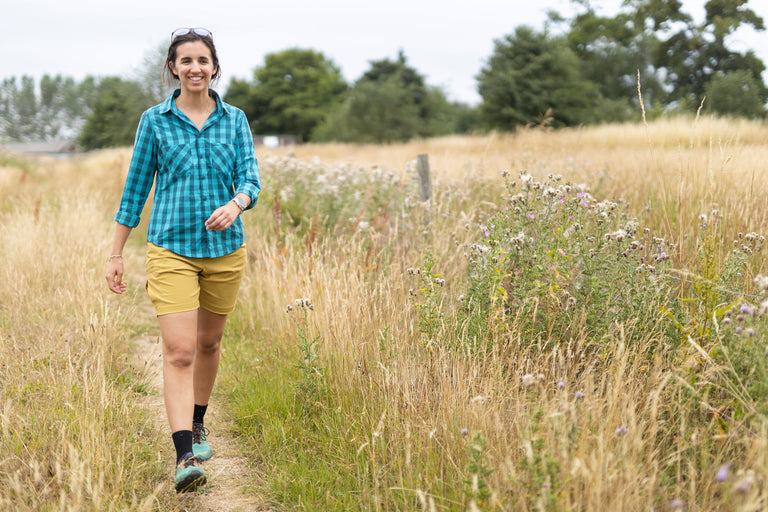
[192,423,212,461]
[174,453,206,493]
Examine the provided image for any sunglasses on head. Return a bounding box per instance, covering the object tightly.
[171,28,213,41]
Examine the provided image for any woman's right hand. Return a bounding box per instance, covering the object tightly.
[106,257,127,294]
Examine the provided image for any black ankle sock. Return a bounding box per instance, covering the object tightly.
[171,430,194,464]
[193,404,208,426]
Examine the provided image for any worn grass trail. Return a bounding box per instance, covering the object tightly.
[121,247,273,511]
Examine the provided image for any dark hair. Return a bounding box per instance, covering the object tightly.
[162,32,221,85]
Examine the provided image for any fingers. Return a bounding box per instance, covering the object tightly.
[205,204,238,231]
[105,262,126,294]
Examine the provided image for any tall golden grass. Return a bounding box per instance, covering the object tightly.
[1,115,767,510]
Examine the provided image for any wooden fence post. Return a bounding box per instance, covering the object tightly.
[417,153,431,202]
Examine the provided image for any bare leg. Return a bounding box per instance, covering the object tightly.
[158,310,198,433]
[193,307,228,407]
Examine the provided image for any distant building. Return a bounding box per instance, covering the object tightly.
[252,135,297,148]
[0,140,78,156]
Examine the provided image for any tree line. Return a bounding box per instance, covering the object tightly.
[1,0,765,150]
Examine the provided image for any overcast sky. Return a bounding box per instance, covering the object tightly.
[1,0,766,105]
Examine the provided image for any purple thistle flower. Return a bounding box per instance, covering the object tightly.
[461,428,469,436]
[715,464,730,482]
[557,381,565,389]
[575,391,584,399]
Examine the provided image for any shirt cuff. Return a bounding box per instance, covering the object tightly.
[234,184,259,211]
[114,211,141,228]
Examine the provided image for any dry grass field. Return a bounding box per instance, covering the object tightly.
[2,115,768,510]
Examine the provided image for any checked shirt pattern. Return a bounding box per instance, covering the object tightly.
[114,89,260,258]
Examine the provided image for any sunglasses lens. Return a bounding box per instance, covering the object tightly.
[171,28,212,40]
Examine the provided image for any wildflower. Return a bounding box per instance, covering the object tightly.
[484,231,490,237]
[522,374,537,387]
[557,381,565,389]
[733,471,755,495]
[527,213,535,220]
[574,391,584,399]
[715,464,730,482]
[286,305,293,312]
[458,294,465,302]
[461,428,469,436]
[735,326,743,335]
[747,328,755,337]
[668,498,685,511]
[615,426,628,435]
[294,297,313,309]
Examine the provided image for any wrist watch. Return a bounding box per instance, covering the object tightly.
[232,196,247,212]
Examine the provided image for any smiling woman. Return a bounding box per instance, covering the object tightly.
[104,27,261,494]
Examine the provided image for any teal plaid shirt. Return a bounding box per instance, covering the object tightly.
[114,89,260,258]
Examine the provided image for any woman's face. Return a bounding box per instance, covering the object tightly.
[169,41,217,94]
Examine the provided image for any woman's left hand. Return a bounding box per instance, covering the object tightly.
[205,201,241,231]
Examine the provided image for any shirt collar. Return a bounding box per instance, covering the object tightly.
[159,89,230,116]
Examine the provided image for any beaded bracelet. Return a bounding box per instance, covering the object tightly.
[108,255,123,261]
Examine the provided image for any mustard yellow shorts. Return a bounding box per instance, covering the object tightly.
[145,243,247,316]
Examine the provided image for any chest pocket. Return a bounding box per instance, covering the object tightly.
[207,141,237,179]
[158,142,194,188]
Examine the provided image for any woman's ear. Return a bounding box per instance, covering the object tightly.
[168,61,177,78]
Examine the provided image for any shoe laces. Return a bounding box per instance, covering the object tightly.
[192,424,209,444]
[179,454,199,469]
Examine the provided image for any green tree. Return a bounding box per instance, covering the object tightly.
[649,0,766,108]
[79,77,154,150]
[704,70,765,117]
[313,51,472,142]
[313,74,422,143]
[0,76,38,141]
[477,26,599,130]
[224,48,347,141]
[0,74,96,142]
[552,1,668,121]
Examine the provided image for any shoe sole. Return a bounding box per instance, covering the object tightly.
[175,472,207,493]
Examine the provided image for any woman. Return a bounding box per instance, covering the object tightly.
[105,27,260,493]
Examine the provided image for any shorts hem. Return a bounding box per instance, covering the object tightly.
[154,305,200,316]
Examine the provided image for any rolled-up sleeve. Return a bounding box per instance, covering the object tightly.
[114,112,157,227]
[232,111,260,210]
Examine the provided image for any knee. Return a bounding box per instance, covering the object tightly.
[165,345,195,368]
[197,334,221,355]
